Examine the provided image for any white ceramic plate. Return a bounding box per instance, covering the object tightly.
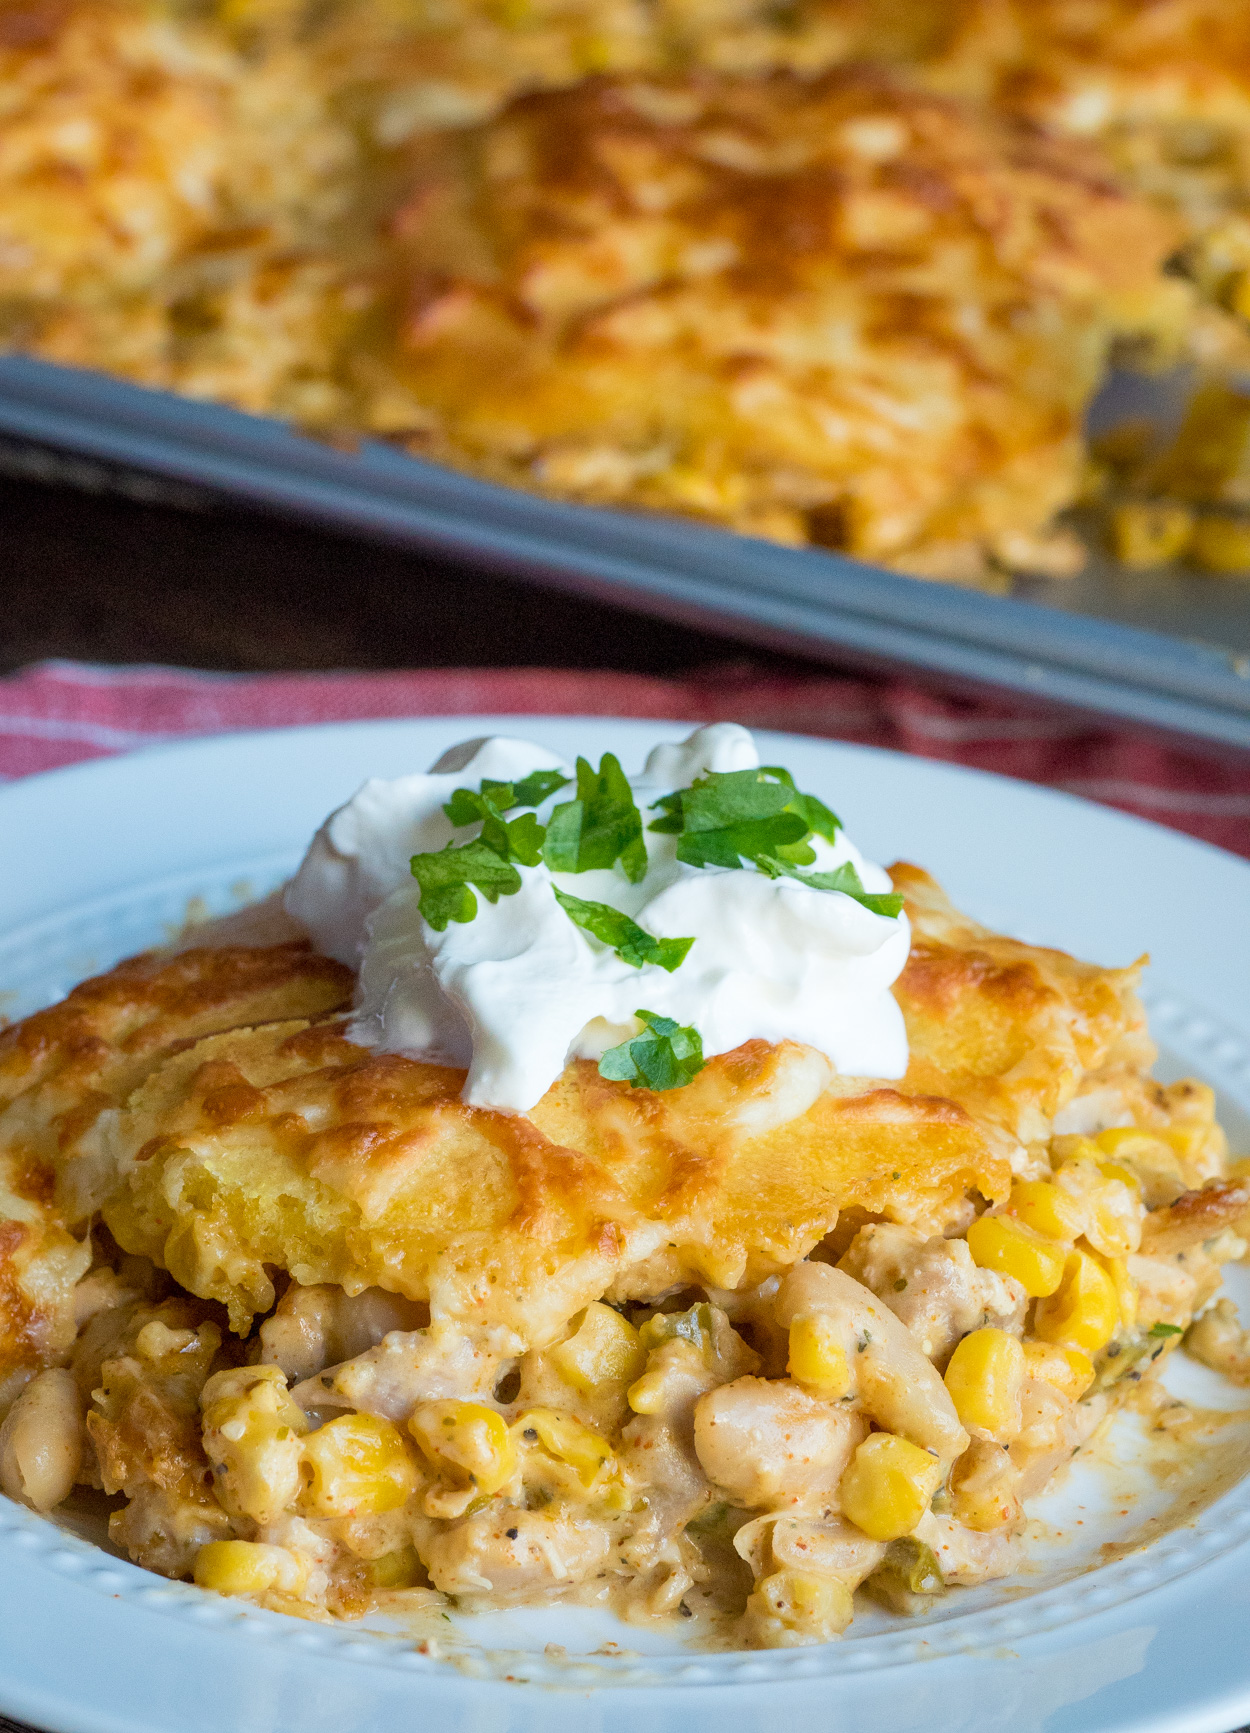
[3,717,1250,1733]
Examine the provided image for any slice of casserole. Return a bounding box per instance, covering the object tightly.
[2,864,1242,1644]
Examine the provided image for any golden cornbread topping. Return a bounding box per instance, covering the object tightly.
[0,732,1246,1649]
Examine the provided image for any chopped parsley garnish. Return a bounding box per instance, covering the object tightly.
[758,765,840,843]
[1148,1322,1184,1338]
[650,765,901,918]
[553,888,694,972]
[649,768,814,868]
[543,754,648,882]
[412,771,571,929]
[410,838,523,931]
[481,768,571,811]
[598,1010,705,1091]
[442,786,545,867]
[414,749,895,947]
[755,854,905,919]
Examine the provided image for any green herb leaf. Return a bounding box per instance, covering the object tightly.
[1148,1322,1184,1338]
[758,766,841,841]
[553,888,693,972]
[646,791,684,834]
[648,766,841,870]
[410,839,522,931]
[755,853,904,918]
[598,1009,705,1091]
[443,785,491,828]
[655,769,809,869]
[543,754,647,882]
[478,769,570,810]
[442,787,546,866]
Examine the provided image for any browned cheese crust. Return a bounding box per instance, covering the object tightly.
[892,863,1150,1145]
[0,942,351,1387]
[377,69,1181,570]
[919,0,1250,235]
[0,866,1142,1351]
[0,0,368,418]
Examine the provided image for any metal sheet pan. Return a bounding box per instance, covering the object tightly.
[3,352,1250,750]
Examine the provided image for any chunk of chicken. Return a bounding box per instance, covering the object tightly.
[1185,1298,1250,1386]
[694,1377,868,1514]
[292,1319,522,1421]
[912,1510,1022,1585]
[839,1224,1027,1363]
[416,1507,613,1597]
[1009,1376,1104,1499]
[110,1480,233,1578]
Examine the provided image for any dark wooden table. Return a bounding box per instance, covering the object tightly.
[0,469,800,678]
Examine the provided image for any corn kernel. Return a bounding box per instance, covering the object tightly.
[1005,1180,1083,1243]
[1109,501,1193,569]
[1149,380,1250,499]
[1096,1160,1144,1196]
[1232,270,1250,323]
[193,1539,305,1598]
[1162,1124,1207,1162]
[1033,1250,1119,1354]
[787,1315,852,1396]
[1022,1340,1095,1400]
[943,1329,1025,1443]
[515,1408,613,1486]
[301,1413,419,1517]
[751,1569,853,1637]
[626,1365,667,1415]
[1093,1127,1151,1164]
[1086,1249,1139,1330]
[626,1335,698,1415]
[840,1432,943,1542]
[409,1400,516,1496]
[966,1215,1067,1297]
[549,1303,645,1394]
[1190,513,1250,575]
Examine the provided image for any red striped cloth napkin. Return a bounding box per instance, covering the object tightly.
[3,658,1250,859]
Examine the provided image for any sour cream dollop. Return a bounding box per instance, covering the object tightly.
[284,724,911,1111]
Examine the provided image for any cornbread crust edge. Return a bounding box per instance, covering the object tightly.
[0,942,353,1388]
[93,868,1141,1342]
[100,1018,1011,1339]
[1,870,1148,1355]
[892,863,1150,1145]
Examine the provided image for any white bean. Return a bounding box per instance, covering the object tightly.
[0,1369,84,1512]
[774,1263,969,1463]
